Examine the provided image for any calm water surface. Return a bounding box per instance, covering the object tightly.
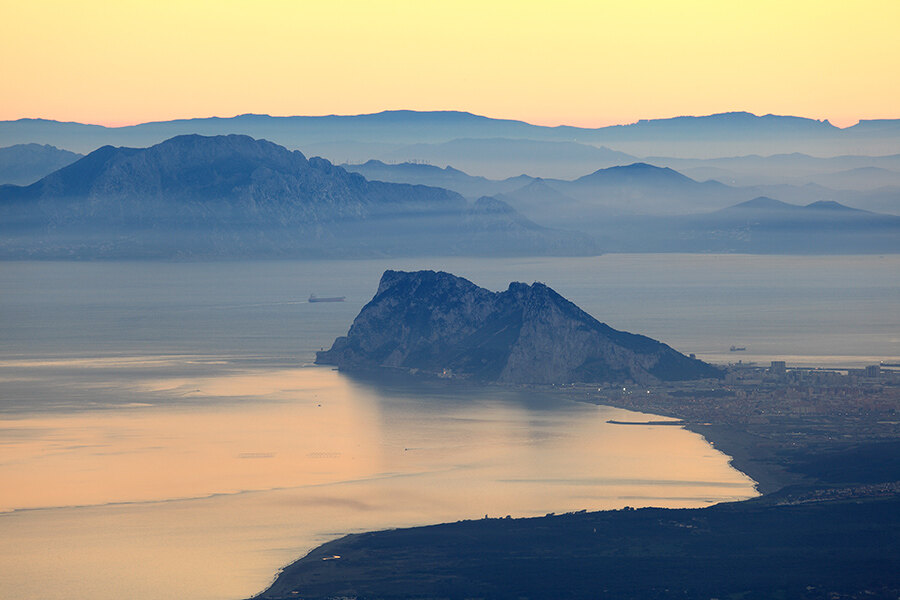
[0,255,897,599]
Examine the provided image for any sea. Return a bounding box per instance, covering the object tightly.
[0,254,897,600]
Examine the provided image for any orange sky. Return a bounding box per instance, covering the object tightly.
[2,0,898,128]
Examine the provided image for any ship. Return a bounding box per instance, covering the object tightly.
[309,294,345,303]
[729,346,747,352]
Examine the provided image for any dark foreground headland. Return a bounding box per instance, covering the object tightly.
[256,270,900,599]
[254,489,900,600]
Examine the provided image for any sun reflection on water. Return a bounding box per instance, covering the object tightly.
[0,359,757,600]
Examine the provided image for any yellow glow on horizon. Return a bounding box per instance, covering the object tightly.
[1,0,898,127]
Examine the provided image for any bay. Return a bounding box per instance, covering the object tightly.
[0,254,897,599]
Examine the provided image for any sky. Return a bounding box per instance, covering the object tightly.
[2,0,899,128]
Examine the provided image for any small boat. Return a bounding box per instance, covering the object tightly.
[730,346,747,352]
[309,294,345,303]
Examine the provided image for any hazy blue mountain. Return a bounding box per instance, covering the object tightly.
[342,159,534,198]
[699,181,899,216]
[0,143,83,185]
[4,110,898,159]
[349,157,899,222]
[0,134,597,259]
[558,162,741,214]
[0,112,544,154]
[589,112,898,156]
[495,179,579,219]
[497,163,743,222]
[591,197,900,254]
[646,152,900,188]
[845,186,900,215]
[597,112,836,140]
[569,162,697,187]
[377,138,638,179]
[317,270,721,384]
[813,167,900,190]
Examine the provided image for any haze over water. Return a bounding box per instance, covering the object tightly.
[1,254,897,600]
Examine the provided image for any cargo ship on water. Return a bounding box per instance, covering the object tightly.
[309,294,345,303]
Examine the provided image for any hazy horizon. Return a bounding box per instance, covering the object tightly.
[3,2,898,127]
[1,108,880,130]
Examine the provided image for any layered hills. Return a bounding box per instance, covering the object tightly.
[0,143,82,185]
[590,197,900,254]
[344,156,900,217]
[0,134,595,258]
[316,270,720,384]
[3,110,899,158]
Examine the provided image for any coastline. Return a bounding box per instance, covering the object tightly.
[248,380,819,600]
[237,362,900,599]
[578,391,807,496]
[603,417,789,494]
[681,423,805,495]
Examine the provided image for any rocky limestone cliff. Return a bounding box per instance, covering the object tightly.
[316,270,721,384]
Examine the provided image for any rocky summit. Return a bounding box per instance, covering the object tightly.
[316,270,721,384]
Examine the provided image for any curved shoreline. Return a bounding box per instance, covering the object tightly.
[249,389,782,599]
[682,422,803,495]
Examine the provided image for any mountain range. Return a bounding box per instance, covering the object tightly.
[347,159,900,220]
[644,153,900,189]
[3,110,899,158]
[589,197,900,254]
[0,134,595,259]
[2,134,895,257]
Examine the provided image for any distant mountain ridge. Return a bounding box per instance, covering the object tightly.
[348,161,737,214]
[3,110,899,158]
[507,162,738,217]
[2,132,896,258]
[344,159,899,222]
[590,197,900,254]
[316,270,721,384]
[344,159,536,198]
[374,138,638,178]
[0,143,82,185]
[0,134,597,259]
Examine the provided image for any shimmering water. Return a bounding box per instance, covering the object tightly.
[0,254,897,599]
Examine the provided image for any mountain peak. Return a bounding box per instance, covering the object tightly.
[577,162,693,184]
[804,200,865,212]
[152,133,306,159]
[729,196,796,210]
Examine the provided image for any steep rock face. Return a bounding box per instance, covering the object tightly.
[316,270,721,384]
